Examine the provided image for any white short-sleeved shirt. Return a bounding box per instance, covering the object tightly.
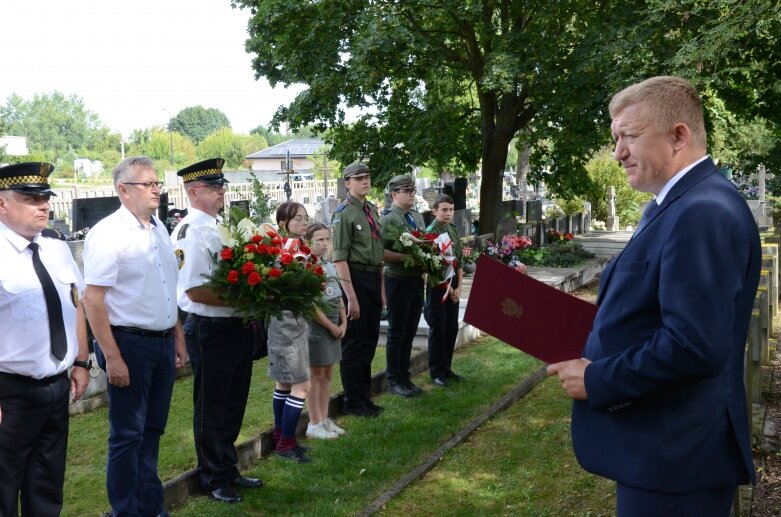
[83,205,178,330]
[173,207,235,317]
[0,223,84,378]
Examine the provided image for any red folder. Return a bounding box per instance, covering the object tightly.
[463,254,597,363]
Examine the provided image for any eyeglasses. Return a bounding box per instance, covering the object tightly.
[196,183,226,192]
[291,215,310,222]
[396,188,417,194]
[123,181,164,191]
[349,174,371,182]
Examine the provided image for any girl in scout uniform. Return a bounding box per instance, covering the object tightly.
[304,222,347,439]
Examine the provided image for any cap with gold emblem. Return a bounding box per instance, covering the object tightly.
[387,175,415,192]
[177,158,229,185]
[342,161,370,179]
[0,162,57,196]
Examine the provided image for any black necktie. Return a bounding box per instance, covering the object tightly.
[635,200,659,235]
[28,242,67,360]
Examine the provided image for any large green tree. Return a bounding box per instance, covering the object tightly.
[197,128,268,169]
[170,106,231,145]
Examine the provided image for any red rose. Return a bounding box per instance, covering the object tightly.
[305,262,313,269]
[251,234,262,243]
[244,244,257,254]
[299,244,311,255]
[269,246,281,255]
[565,233,574,241]
[271,237,282,245]
[310,255,318,263]
[241,261,255,274]
[268,267,282,278]
[267,230,279,239]
[221,248,234,261]
[425,232,438,240]
[412,230,422,238]
[280,253,294,265]
[314,265,324,276]
[256,243,269,254]
[227,270,239,284]
[247,271,261,285]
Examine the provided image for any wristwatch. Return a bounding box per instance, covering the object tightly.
[72,358,93,370]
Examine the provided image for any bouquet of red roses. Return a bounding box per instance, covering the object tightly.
[208,217,325,323]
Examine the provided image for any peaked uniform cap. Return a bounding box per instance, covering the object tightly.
[0,162,57,196]
[177,158,229,184]
[343,161,370,179]
[387,175,415,191]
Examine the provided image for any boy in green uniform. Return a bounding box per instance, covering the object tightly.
[380,175,425,397]
[331,162,386,417]
[423,194,464,386]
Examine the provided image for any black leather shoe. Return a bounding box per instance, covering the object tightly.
[432,377,448,387]
[209,487,242,503]
[295,443,312,453]
[446,371,462,382]
[276,447,312,463]
[232,475,264,488]
[404,380,423,394]
[389,382,415,398]
[366,400,384,414]
[343,404,378,417]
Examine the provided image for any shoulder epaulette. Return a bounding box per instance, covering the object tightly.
[41,228,66,241]
[380,207,391,216]
[177,224,189,240]
[366,200,377,208]
[334,202,348,214]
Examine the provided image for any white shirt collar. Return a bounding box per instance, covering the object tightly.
[655,155,709,205]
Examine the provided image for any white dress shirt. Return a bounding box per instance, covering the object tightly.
[172,207,236,317]
[83,204,178,330]
[0,223,84,378]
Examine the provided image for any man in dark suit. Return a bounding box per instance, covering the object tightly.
[548,76,760,516]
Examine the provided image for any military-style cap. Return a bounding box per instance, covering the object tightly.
[387,175,415,192]
[0,162,57,196]
[177,158,229,184]
[343,161,370,179]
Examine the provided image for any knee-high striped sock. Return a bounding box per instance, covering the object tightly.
[277,395,305,452]
[273,389,291,441]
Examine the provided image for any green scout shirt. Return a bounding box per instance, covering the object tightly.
[331,194,384,266]
[426,220,463,271]
[380,204,426,280]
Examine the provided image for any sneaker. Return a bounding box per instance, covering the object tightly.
[306,422,338,439]
[322,418,346,436]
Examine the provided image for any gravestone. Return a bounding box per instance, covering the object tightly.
[230,199,250,213]
[71,193,170,232]
[526,200,543,222]
[495,212,516,239]
[336,178,347,201]
[452,208,472,238]
[606,186,619,231]
[422,187,441,210]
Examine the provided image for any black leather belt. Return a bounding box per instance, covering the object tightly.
[111,325,175,338]
[348,262,382,272]
[0,370,67,386]
[191,315,244,324]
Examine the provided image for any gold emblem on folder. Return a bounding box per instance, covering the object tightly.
[501,298,523,318]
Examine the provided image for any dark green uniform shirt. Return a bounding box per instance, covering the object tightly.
[426,220,463,271]
[331,194,385,266]
[380,204,426,280]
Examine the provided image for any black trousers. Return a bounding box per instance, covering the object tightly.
[0,371,70,517]
[384,276,424,384]
[184,315,254,490]
[424,284,460,379]
[340,268,382,407]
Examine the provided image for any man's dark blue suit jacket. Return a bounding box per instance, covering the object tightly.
[573,157,761,492]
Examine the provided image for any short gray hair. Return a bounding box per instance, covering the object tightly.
[113,156,156,189]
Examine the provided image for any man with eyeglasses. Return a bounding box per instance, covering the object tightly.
[0,162,91,517]
[82,156,187,517]
[172,159,261,503]
[331,161,386,417]
[379,175,425,398]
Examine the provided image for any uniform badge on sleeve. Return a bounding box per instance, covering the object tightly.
[175,249,185,270]
[70,283,79,307]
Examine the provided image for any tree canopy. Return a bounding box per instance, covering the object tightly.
[198,128,268,169]
[170,106,231,145]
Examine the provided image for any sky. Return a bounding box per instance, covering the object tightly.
[1,0,304,137]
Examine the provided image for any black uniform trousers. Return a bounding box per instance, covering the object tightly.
[384,275,424,385]
[184,315,254,490]
[0,371,70,517]
[424,281,460,380]
[341,268,382,408]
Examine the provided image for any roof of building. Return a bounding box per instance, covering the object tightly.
[246,138,326,159]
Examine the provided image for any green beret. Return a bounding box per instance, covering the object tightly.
[343,161,370,179]
[387,175,415,192]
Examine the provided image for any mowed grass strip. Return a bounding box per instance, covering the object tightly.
[381,375,615,516]
[171,338,540,516]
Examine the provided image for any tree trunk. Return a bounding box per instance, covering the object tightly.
[478,131,513,237]
[516,131,531,220]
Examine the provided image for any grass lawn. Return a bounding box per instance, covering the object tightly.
[382,375,615,516]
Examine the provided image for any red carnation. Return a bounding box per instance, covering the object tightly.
[280,253,294,265]
[241,261,256,274]
[221,248,234,261]
[424,232,438,240]
[267,230,279,239]
[247,271,261,286]
[271,237,282,245]
[251,234,262,243]
[269,246,281,255]
[227,270,239,284]
[411,230,422,238]
[268,267,282,278]
[256,244,269,254]
[313,265,324,276]
[299,244,311,255]
[244,244,257,254]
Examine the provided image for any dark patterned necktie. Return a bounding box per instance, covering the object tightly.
[404,212,417,229]
[635,200,659,235]
[28,242,67,360]
[362,203,381,240]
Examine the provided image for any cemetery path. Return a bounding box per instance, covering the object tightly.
[752,345,781,517]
